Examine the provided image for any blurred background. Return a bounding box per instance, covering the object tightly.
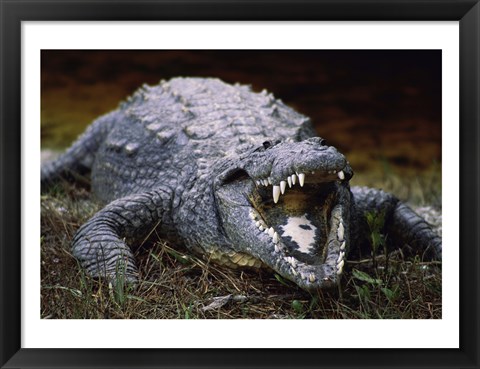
[41,50,441,203]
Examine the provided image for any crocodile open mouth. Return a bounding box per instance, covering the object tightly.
[246,170,349,289]
[215,140,352,291]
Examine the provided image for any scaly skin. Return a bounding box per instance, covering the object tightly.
[41,77,441,292]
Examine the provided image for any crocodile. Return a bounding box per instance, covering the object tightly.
[41,77,442,292]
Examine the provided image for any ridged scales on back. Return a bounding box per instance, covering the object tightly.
[41,77,441,292]
[93,78,314,201]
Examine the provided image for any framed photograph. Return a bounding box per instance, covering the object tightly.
[1,1,479,368]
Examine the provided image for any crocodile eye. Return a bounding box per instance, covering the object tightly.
[309,137,328,146]
[317,138,328,146]
[262,141,272,149]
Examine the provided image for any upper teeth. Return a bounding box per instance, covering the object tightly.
[287,176,292,188]
[298,173,305,187]
[256,168,347,202]
[273,185,280,203]
[256,172,311,203]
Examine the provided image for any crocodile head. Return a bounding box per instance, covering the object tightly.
[214,137,353,292]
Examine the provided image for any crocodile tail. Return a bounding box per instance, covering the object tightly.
[41,111,118,192]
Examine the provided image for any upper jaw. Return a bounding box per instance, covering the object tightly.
[245,138,351,186]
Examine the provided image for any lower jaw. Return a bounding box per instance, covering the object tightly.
[246,201,348,288]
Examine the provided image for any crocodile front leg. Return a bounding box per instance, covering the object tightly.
[351,186,442,260]
[72,188,173,283]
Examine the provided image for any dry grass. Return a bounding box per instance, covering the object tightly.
[41,170,441,320]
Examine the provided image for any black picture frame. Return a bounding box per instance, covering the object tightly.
[1,1,479,368]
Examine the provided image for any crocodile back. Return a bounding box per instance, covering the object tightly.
[92,77,315,202]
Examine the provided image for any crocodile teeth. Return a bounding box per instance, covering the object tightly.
[263,179,269,186]
[337,222,344,242]
[268,227,275,237]
[298,173,305,187]
[291,174,297,185]
[287,256,297,268]
[309,273,316,283]
[249,212,256,220]
[273,185,280,203]
[259,225,265,231]
[337,259,345,274]
[340,241,346,251]
[268,177,273,185]
[255,221,261,228]
[274,244,280,253]
[338,170,345,180]
[280,180,286,194]
[272,232,280,244]
[287,176,292,188]
[337,251,345,264]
